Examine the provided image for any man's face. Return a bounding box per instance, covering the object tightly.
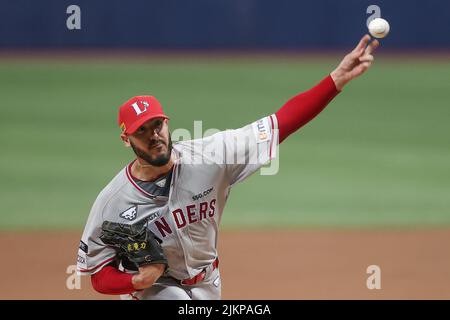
[124,118,172,167]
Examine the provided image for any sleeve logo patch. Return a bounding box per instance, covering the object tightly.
[120,205,138,221]
[79,240,88,253]
[77,254,86,264]
[252,118,271,143]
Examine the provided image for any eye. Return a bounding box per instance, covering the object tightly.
[155,120,163,131]
[136,126,145,134]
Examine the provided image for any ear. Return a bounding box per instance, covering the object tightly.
[120,132,131,147]
[163,118,170,132]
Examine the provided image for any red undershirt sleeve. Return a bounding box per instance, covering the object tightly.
[275,74,340,143]
[91,265,136,295]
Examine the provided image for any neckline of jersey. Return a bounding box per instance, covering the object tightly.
[127,159,173,183]
[125,151,181,199]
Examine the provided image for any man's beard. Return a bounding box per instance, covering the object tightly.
[130,133,173,167]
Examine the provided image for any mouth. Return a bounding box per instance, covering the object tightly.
[150,141,164,150]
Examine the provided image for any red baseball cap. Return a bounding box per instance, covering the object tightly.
[118,96,169,134]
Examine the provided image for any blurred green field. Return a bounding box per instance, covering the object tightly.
[1,55,449,229]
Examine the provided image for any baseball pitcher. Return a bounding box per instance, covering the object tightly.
[76,35,379,300]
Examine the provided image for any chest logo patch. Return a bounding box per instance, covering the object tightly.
[155,178,166,188]
[120,206,138,221]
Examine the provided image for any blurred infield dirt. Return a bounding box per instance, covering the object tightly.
[1,229,449,300]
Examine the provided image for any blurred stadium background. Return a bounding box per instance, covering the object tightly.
[0,0,449,299]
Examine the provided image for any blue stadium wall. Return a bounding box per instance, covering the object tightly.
[0,0,449,49]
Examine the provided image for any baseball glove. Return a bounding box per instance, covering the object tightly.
[100,219,168,270]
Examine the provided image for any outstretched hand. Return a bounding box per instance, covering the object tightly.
[330,34,379,91]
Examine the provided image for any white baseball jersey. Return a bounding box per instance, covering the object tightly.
[77,114,278,283]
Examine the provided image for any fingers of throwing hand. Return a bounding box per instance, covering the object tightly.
[365,39,380,55]
[359,61,372,74]
[359,54,374,63]
[352,34,371,56]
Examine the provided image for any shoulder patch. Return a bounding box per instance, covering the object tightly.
[120,205,138,221]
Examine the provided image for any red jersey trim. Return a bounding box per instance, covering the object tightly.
[129,293,140,300]
[269,114,278,159]
[125,161,156,198]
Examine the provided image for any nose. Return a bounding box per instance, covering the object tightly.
[150,129,159,138]
[148,130,163,145]
[144,126,159,139]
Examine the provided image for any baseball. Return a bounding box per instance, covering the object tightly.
[368,18,390,39]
